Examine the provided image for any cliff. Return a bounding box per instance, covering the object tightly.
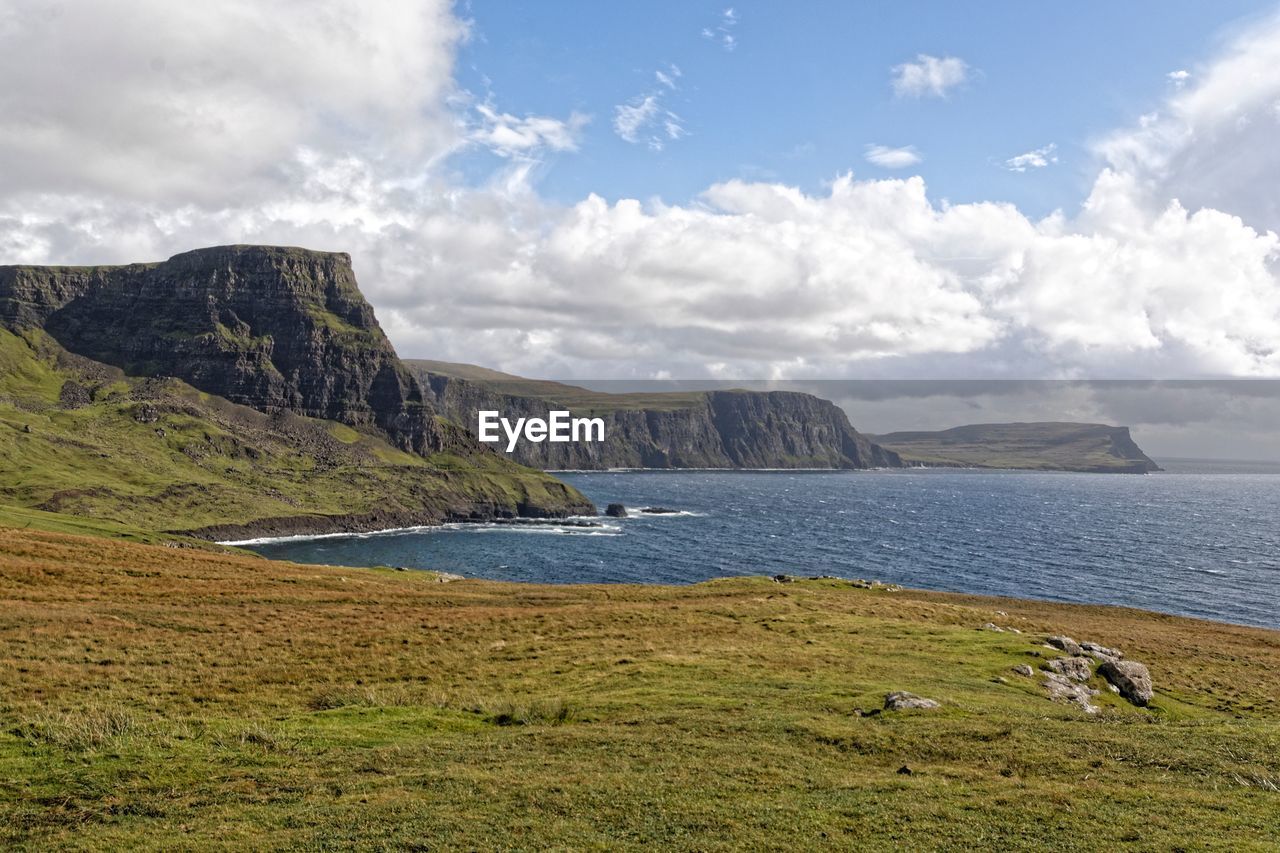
[870,422,1162,473]
[407,361,901,470]
[2,246,445,456]
[0,247,593,535]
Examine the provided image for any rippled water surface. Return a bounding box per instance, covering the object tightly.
[246,461,1280,628]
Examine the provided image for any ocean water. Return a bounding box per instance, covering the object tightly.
[244,461,1280,629]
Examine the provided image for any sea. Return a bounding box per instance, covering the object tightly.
[240,459,1280,629]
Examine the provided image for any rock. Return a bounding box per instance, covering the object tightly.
[1043,672,1100,714]
[884,692,941,711]
[639,506,680,514]
[1046,636,1083,656]
[1047,656,1095,683]
[21,424,31,434]
[604,503,628,518]
[1012,664,1035,677]
[981,622,1005,632]
[771,574,794,584]
[1098,659,1153,706]
[897,765,913,775]
[1080,641,1123,661]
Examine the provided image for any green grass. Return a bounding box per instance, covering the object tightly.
[1,527,1278,849]
[0,329,589,535]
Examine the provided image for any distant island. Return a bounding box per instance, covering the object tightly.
[870,422,1162,474]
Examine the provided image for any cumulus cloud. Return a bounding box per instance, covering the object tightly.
[864,144,923,169]
[1167,69,1191,88]
[1004,143,1058,172]
[2,1,1280,381]
[891,54,969,98]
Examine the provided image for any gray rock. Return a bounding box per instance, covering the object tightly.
[981,622,1005,632]
[884,691,941,711]
[1098,659,1153,706]
[1080,641,1123,661]
[1043,672,1100,714]
[1046,636,1083,656]
[1012,664,1035,677]
[1047,656,1095,683]
[605,503,628,518]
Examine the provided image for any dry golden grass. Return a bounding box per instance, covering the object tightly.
[1,525,1279,849]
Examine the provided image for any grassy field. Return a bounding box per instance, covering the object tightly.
[2,526,1278,849]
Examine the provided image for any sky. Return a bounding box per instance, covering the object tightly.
[3,0,1280,382]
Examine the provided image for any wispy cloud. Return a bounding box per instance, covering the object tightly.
[1004,143,1058,172]
[702,7,738,52]
[472,103,589,158]
[864,144,922,169]
[1167,69,1191,89]
[891,54,969,98]
[614,93,684,151]
[655,64,682,90]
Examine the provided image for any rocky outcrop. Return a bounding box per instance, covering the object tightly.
[3,246,446,455]
[410,363,902,471]
[1099,660,1154,706]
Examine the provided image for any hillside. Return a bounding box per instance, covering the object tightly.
[2,526,1278,848]
[0,248,592,538]
[871,422,1162,474]
[407,360,901,470]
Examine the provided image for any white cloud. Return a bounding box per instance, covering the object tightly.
[702,8,738,51]
[655,65,682,89]
[891,54,969,98]
[1168,69,1191,89]
[613,75,685,151]
[1004,143,1058,172]
[472,104,589,158]
[864,144,923,169]
[3,1,1280,381]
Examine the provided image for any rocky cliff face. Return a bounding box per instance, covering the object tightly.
[871,422,1161,473]
[414,367,901,470]
[2,246,445,455]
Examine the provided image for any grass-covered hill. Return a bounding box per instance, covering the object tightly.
[0,246,592,538]
[1,526,1277,849]
[871,422,1162,474]
[0,325,589,541]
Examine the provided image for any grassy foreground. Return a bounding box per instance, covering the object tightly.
[2,527,1279,850]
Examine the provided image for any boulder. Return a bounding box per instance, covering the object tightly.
[1047,656,1095,683]
[1098,659,1153,706]
[1043,672,1100,714]
[1012,664,1035,677]
[604,503,628,518]
[884,691,941,711]
[1080,641,1123,661]
[1046,636,1082,656]
[639,506,681,514]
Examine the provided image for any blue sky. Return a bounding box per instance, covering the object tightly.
[456,1,1271,218]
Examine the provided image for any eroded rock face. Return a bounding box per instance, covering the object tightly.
[884,692,941,711]
[3,246,446,455]
[1099,660,1153,706]
[605,503,628,518]
[413,366,903,471]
